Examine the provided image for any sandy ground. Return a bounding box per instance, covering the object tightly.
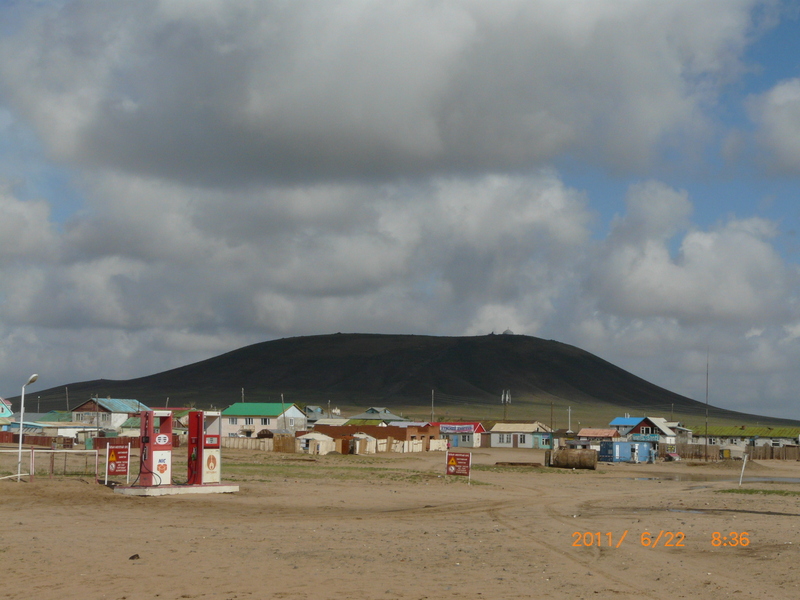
[2,447,800,599]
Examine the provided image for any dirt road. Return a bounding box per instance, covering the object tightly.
[1,448,798,599]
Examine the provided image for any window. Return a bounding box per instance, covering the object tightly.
[261,418,271,426]
[228,433,238,437]
[640,427,652,435]
[461,435,470,442]
[228,418,238,425]
[519,434,526,444]
[289,418,295,427]
[245,418,254,425]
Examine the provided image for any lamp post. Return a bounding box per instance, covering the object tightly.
[16,373,39,482]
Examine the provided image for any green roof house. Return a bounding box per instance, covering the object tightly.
[222,402,306,437]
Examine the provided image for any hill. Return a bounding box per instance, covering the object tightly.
[18,333,799,428]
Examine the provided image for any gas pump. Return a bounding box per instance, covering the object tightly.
[187,410,222,485]
[139,410,173,486]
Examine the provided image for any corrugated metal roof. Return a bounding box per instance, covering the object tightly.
[348,410,405,421]
[222,402,294,417]
[313,418,349,426]
[699,426,800,438]
[578,428,619,438]
[491,422,551,433]
[609,417,644,426]
[96,398,149,413]
[36,411,74,422]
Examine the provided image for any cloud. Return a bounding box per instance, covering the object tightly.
[750,77,800,173]
[0,0,762,185]
[3,1,800,421]
[588,181,793,324]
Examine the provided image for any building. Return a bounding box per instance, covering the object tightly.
[574,428,620,451]
[490,422,552,449]
[70,398,149,430]
[313,423,442,452]
[692,426,800,449]
[599,440,654,463]
[435,422,487,448]
[222,402,307,436]
[346,407,407,425]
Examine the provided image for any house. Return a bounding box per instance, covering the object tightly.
[575,428,620,451]
[692,426,800,449]
[609,416,676,444]
[0,398,12,418]
[346,407,407,425]
[70,398,150,431]
[222,402,307,436]
[303,405,327,426]
[599,440,654,463]
[297,431,336,455]
[490,422,552,449]
[435,422,487,448]
[313,424,442,453]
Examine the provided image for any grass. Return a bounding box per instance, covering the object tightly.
[222,460,468,484]
[717,488,800,496]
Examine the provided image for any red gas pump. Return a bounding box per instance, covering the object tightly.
[187,410,222,485]
[139,410,173,486]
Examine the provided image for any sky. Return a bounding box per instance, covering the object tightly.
[1,0,800,419]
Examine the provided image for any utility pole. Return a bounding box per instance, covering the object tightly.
[501,389,510,421]
[431,390,434,423]
[242,387,245,403]
[568,406,571,432]
[705,350,709,462]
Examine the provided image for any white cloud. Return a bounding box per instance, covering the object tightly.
[589,182,792,323]
[750,77,800,173]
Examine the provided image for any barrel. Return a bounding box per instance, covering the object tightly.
[551,449,598,470]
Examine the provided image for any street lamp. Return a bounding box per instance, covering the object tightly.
[16,373,39,482]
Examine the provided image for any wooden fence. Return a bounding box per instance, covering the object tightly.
[746,445,800,460]
[664,443,800,461]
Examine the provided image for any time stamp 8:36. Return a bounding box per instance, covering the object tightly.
[572,530,750,548]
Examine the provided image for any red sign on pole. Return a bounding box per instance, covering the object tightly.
[107,444,129,477]
[445,451,472,477]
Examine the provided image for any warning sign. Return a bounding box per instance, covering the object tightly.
[106,445,129,477]
[445,452,471,477]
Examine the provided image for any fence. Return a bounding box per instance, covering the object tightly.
[746,445,800,460]
[90,435,181,451]
[665,443,800,461]
[0,448,99,480]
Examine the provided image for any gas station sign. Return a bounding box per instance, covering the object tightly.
[445,451,472,477]
[105,443,130,484]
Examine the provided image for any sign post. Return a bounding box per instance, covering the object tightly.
[106,443,130,485]
[445,451,472,484]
